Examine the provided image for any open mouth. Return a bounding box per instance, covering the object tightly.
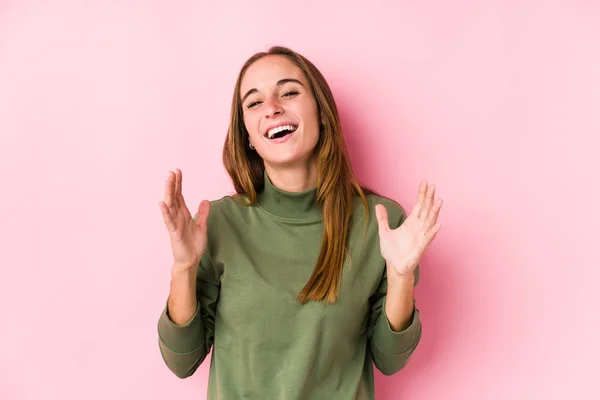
[265,124,298,140]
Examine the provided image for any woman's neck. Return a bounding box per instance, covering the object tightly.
[264,162,317,193]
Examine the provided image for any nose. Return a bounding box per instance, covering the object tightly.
[263,95,283,118]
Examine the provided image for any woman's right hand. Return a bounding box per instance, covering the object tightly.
[159,169,210,271]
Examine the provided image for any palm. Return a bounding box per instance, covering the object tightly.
[169,204,207,266]
[376,180,443,278]
[378,214,428,273]
[159,169,210,268]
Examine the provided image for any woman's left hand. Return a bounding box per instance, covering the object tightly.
[375,180,443,280]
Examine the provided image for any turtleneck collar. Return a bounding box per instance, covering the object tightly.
[257,170,322,220]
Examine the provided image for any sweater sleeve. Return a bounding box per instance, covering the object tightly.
[367,265,422,375]
[156,249,221,379]
[367,202,422,376]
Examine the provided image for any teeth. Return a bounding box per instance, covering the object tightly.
[267,125,297,139]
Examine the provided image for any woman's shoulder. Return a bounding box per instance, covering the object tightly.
[209,193,249,209]
[192,194,251,222]
[354,188,409,228]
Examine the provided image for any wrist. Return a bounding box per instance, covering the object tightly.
[387,267,415,286]
[171,262,198,277]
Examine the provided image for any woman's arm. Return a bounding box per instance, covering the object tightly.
[167,264,199,325]
[384,272,416,332]
[157,252,221,379]
[367,265,422,376]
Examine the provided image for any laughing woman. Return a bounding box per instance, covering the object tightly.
[157,46,443,399]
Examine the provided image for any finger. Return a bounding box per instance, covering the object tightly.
[177,192,192,220]
[159,201,177,233]
[421,184,436,220]
[375,204,390,235]
[196,200,211,229]
[173,169,182,208]
[416,180,427,217]
[410,200,423,219]
[163,171,175,209]
[175,169,190,218]
[424,199,443,231]
[424,222,443,246]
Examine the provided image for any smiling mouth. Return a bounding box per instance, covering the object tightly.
[265,124,298,139]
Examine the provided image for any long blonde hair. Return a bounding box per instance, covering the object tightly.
[222,46,372,304]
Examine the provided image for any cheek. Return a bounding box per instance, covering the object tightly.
[293,100,318,125]
[243,114,260,137]
[303,102,320,130]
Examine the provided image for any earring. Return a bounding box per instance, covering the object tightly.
[249,142,255,150]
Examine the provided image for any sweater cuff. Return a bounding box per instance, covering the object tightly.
[157,301,205,354]
[372,299,422,355]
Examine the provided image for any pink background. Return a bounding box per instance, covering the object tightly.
[1,1,598,399]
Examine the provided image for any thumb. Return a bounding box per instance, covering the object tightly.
[375,204,390,235]
[195,200,211,227]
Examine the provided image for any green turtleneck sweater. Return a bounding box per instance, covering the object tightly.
[157,172,422,399]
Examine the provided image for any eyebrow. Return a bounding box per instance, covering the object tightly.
[241,78,304,103]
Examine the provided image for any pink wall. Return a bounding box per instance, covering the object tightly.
[1,1,598,399]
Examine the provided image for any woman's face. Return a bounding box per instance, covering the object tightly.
[240,55,321,169]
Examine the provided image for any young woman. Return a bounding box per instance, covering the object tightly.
[157,46,443,399]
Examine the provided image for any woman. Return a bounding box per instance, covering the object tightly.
[157,46,443,399]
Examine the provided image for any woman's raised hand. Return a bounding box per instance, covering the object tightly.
[158,169,210,271]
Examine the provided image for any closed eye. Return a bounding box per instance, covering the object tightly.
[245,91,299,109]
